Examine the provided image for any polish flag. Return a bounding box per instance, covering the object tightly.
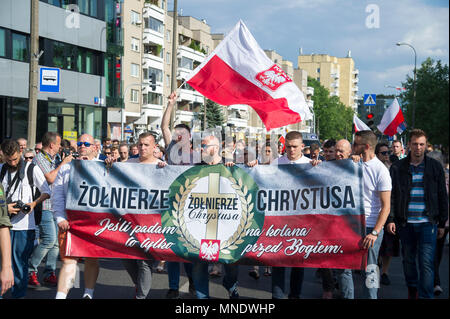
[278,128,288,153]
[353,114,371,132]
[185,20,312,131]
[377,98,407,136]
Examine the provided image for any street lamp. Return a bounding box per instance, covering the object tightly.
[396,42,417,129]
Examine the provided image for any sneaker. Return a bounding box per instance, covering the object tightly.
[28,272,41,288]
[188,278,196,296]
[434,285,443,296]
[43,272,58,287]
[248,269,260,280]
[380,273,391,286]
[322,291,333,299]
[408,286,418,300]
[166,289,180,299]
[229,287,239,299]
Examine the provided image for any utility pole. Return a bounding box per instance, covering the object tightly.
[169,0,178,130]
[27,0,39,146]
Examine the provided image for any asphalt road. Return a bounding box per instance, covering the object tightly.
[21,241,449,300]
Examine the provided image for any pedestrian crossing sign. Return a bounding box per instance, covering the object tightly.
[363,94,376,106]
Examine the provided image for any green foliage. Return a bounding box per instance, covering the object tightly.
[400,58,449,147]
[198,99,224,130]
[307,77,354,141]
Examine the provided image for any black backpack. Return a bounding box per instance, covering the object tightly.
[0,161,43,225]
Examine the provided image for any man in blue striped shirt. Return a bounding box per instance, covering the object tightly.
[387,129,448,299]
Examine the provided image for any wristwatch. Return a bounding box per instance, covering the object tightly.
[371,230,379,236]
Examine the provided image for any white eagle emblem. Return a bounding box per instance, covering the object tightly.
[200,240,220,261]
[256,64,292,91]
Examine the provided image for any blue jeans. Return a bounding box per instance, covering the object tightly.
[398,222,437,299]
[10,230,35,298]
[271,267,304,299]
[337,227,384,299]
[191,262,238,299]
[167,262,193,290]
[28,210,59,277]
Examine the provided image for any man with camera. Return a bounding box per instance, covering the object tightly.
[28,132,73,289]
[0,139,51,298]
[52,134,100,299]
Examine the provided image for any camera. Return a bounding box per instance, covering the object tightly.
[62,148,71,157]
[72,152,80,158]
[13,200,31,213]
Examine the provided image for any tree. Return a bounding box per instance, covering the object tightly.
[307,77,354,141]
[198,99,224,130]
[400,58,449,148]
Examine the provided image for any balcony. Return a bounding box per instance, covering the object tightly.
[330,72,340,79]
[143,2,165,21]
[331,81,339,88]
[143,28,164,46]
[179,88,204,104]
[306,86,314,96]
[330,91,339,97]
[352,86,359,92]
[175,110,196,124]
[142,103,164,118]
[178,45,206,64]
[352,77,359,84]
[352,69,359,75]
[307,100,314,108]
[227,117,248,128]
[229,104,249,112]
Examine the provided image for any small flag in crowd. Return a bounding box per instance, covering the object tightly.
[185,20,312,131]
[353,114,371,132]
[377,98,407,136]
[278,128,288,153]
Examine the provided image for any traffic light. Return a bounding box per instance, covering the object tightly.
[150,73,156,91]
[366,113,374,126]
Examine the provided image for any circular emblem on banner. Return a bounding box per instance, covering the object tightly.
[161,164,263,263]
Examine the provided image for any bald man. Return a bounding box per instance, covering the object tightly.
[335,139,352,160]
[52,134,100,299]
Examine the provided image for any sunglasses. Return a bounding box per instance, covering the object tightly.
[25,156,34,160]
[104,152,111,155]
[380,151,390,155]
[77,141,92,147]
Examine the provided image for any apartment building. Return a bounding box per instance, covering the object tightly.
[0,0,108,142]
[297,51,359,110]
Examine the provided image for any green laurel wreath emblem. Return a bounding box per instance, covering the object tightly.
[162,164,263,263]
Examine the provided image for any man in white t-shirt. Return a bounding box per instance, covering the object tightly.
[0,139,51,298]
[347,130,392,299]
[271,131,313,299]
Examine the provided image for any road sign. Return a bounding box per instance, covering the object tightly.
[363,94,376,106]
[39,67,60,93]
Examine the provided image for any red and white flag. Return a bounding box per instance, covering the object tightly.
[377,98,407,136]
[186,20,312,131]
[353,114,370,132]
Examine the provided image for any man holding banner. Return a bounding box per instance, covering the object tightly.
[52,134,100,299]
[341,131,391,299]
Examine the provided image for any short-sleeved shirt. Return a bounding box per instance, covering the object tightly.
[0,184,12,228]
[272,154,311,165]
[0,162,51,230]
[361,157,392,228]
[33,150,61,211]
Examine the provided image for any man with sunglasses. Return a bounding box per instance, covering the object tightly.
[375,142,392,169]
[52,134,100,299]
[347,130,392,299]
[28,132,73,289]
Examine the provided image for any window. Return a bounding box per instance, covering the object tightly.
[131,10,140,25]
[166,52,170,63]
[131,37,139,52]
[148,17,164,33]
[12,32,29,62]
[130,89,139,103]
[131,63,139,77]
[0,28,6,57]
[179,56,193,70]
[166,74,170,87]
[148,67,162,82]
[166,30,171,42]
[147,92,162,105]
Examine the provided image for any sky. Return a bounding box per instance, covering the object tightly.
[168,0,449,97]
